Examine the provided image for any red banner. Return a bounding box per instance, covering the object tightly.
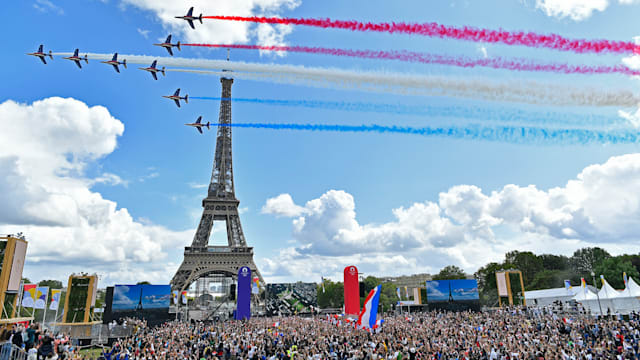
[343,265,360,315]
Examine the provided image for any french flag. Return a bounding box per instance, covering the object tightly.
[357,285,381,329]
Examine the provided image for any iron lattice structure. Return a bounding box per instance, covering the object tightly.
[171,77,264,292]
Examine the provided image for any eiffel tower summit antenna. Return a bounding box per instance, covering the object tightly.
[222,49,231,75]
[171,75,263,295]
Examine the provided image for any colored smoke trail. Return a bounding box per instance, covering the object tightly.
[170,68,640,107]
[203,15,640,55]
[53,52,640,106]
[213,123,640,145]
[183,44,640,76]
[190,97,626,128]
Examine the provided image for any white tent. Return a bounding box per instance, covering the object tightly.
[613,277,640,315]
[573,287,603,314]
[598,278,620,299]
[573,288,598,302]
[525,286,581,307]
[575,276,640,315]
[623,277,640,297]
[595,278,620,315]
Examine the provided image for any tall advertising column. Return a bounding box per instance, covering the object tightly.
[236,266,251,320]
[343,265,360,315]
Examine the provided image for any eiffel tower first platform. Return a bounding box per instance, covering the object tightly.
[171,77,264,292]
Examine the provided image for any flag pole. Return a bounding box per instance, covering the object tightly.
[41,288,49,328]
[53,304,59,328]
[42,300,48,328]
[17,282,23,317]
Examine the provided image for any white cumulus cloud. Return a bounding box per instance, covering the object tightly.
[535,0,608,21]
[262,193,307,217]
[0,97,189,285]
[534,0,639,21]
[120,0,300,49]
[260,153,640,281]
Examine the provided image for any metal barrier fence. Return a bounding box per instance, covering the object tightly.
[51,323,134,344]
[0,342,27,360]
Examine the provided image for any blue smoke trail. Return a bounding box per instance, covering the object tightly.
[191,97,626,127]
[211,122,640,145]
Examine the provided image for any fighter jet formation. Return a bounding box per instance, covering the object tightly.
[101,53,127,73]
[163,89,189,108]
[185,116,210,134]
[175,7,203,29]
[26,7,214,134]
[27,45,53,64]
[139,60,166,80]
[154,35,181,56]
[63,49,89,69]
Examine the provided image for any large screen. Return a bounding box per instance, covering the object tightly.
[266,283,317,316]
[113,285,171,310]
[449,279,480,301]
[106,285,171,326]
[425,279,480,312]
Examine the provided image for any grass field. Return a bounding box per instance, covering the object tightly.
[78,347,104,358]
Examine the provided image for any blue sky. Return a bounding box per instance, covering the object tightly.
[2,0,640,285]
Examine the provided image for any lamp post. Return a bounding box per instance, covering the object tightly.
[591,271,603,316]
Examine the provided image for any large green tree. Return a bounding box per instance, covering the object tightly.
[362,276,378,294]
[38,279,63,289]
[317,279,344,308]
[433,265,467,280]
[528,269,576,290]
[570,247,611,277]
[539,254,570,271]
[616,255,640,277]
[504,251,543,284]
[593,257,640,289]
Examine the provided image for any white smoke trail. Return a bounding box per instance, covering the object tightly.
[53,52,640,106]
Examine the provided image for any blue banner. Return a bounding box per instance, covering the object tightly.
[236,267,251,320]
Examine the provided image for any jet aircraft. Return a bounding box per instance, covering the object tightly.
[175,7,202,29]
[185,116,210,134]
[27,44,53,64]
[100,53,127,73]
[63,49,88,69]
[163,88,189,108]
[138,60,165,80]
[154,35,181,56]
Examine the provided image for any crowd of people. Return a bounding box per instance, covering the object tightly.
[0,322,73,359]
[4,308,640,359]
[87,307,640,360]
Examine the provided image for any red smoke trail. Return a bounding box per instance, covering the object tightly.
[202,15,640,55]
[183,43,640,76]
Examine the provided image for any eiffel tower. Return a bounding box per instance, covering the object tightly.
[171,76,263,293]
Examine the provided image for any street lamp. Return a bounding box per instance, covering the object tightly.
[591,271,603,316]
